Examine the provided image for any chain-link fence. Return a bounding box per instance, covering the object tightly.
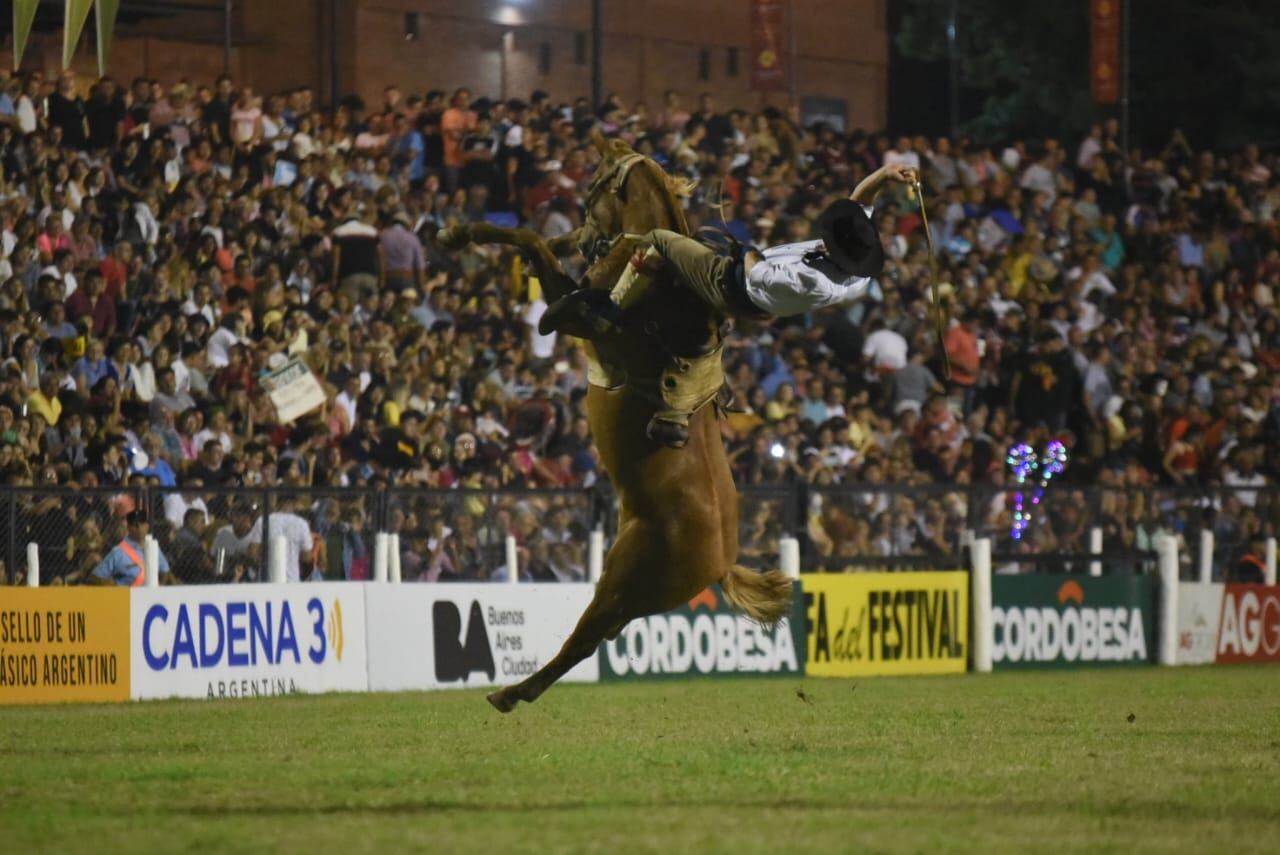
[1,484,1275,584]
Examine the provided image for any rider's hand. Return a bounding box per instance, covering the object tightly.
[881,164,917,184]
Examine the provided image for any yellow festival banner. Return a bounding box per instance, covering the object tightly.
[0,588,131,704]
[801,572,969,677]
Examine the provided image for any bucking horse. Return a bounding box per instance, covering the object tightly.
[438,130,792,713]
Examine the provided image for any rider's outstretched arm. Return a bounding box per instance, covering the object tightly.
[850,164,918,205]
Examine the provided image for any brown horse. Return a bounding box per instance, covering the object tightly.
[438,132,792,713]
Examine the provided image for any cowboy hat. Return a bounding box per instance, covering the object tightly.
[814,200,885,277]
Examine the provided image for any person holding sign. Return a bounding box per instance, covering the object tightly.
[89,511,177,586]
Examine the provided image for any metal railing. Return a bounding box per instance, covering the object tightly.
[1,483,1275,584]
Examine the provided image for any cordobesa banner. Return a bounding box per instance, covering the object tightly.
[801,572,969,677]
[992,575,1154,669]
[598,581,805,680]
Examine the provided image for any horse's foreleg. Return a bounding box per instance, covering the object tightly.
[437,223,577,302]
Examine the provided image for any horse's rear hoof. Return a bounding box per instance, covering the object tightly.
[487,689,519,714]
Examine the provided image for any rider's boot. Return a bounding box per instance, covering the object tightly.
[538,288,626,338]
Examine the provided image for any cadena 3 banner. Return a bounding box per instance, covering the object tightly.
[1177,583,1280,665]
[132,584,368,700]
[364,584,598,692]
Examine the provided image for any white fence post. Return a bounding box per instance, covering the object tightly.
[779,536,801,580]
[505,535,519,585]
[144,536,160,588]
[25,542,39,587]
[1088,526,1103,577]
[389,533,402,584]
[1198,530,1214,584]
[971,537,993,674]
[588,529,605,583]
[268,535,288,584]
[373,532,389,583]
[1157,534,1180,667]
[1266,538,1277,587]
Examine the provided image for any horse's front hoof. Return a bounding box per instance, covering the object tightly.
[487,689,520,714]
[436,227,469,250]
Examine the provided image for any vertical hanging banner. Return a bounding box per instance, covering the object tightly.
[63,0,96,70]
[96,0,121,77]
[750,0,787,92]
[13,0,40,71]
[1090,0,1121,104]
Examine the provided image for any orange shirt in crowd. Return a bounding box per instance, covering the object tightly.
[441,107,475,168]
[945,324,980,387]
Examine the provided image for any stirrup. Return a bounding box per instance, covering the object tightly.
[646,415,689,449]
[539,289,625,337]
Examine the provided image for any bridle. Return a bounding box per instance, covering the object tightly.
[578,152,648,264]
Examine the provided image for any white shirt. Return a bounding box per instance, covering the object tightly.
[524,300,557,359]
[335,390,358,427]
[206,326,238,368]
[745,211,875,317]
[164,494,209,529]
[248,512,313,583]
[862,329,909,372]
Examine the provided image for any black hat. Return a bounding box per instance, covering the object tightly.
[814,200,884,278]
[125,510,148,526]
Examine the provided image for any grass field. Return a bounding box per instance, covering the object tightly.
[2,668,1279,853]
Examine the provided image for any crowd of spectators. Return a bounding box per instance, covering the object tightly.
[0,67,1276,582]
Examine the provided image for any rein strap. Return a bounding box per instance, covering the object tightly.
[914,180,952,382]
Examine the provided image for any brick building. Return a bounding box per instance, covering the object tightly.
[6,0,887,130]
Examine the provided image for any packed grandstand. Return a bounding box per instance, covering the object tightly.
[0,71,1275,583]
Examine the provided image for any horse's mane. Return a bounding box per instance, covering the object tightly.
[635,158,694,235]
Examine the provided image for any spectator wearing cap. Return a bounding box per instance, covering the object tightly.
[89,510,174,586]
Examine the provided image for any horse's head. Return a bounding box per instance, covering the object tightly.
[583,128,694,242]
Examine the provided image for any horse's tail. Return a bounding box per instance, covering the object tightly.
[720,564,793,627]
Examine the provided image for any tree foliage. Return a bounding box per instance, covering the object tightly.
[895,0,1280,150]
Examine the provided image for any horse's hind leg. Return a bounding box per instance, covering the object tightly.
[487,519,686,714]
[437,223,577,302]
[486,589,626,713]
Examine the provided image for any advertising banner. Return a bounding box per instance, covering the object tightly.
[131,584,367,700]
[992,576,1153,669]
[802,572,968,678]
[0,588,131,704]
[365,584,598,692]
[1215,584,1280,664]
[598,582,804,681]
[750,0,787,92]
[1176,582,1221,665]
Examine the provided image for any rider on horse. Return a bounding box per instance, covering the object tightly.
[541,162,918,340]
